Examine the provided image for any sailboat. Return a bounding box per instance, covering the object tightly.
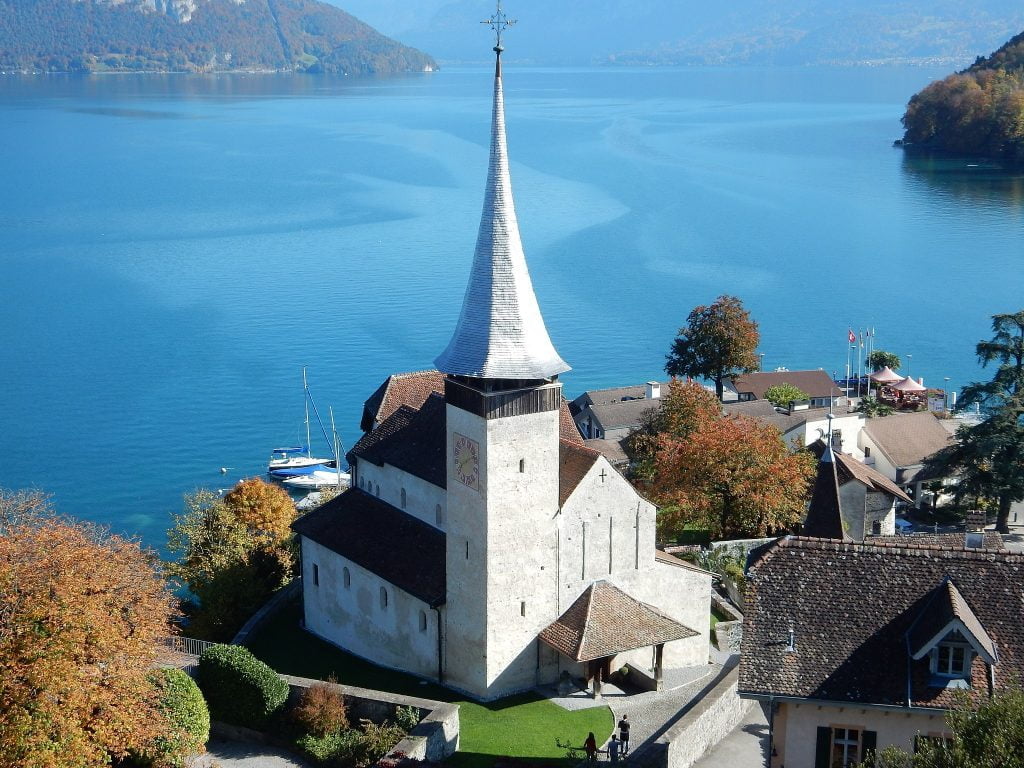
[267,368,338,474]
[280,403,351,491]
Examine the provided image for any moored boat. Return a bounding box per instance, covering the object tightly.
[282,469,350,490]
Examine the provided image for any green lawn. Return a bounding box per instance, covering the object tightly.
[245,601,612,768]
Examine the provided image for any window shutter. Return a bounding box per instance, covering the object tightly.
[815,726,832,768]
[862,730,878,766]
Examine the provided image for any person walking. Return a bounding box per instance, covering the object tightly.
[608,734,621,763]
[584,732,598,764]
[618,715,630,755]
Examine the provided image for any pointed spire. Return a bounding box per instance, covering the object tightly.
[434,16,570,381]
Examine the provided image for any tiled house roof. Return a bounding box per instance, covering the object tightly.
[292,488,446,606]
[803,449,848,540]
[539,581,697,662]
[558,440,601,506]
[867,532,1005,550]
[729,370,841,401]
[360,370,446,432]
[862,411,954,475]
[739,536,1024,711]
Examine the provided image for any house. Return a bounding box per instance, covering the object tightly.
[803,440,912,540]
[292,45,710,702]
[723,400,865,455]
[569,380,669,441]
[739,535,1023,768]
[724,370,842,408]
[858,411,955,505]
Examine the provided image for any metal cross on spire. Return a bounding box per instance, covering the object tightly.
[481,1,516,53]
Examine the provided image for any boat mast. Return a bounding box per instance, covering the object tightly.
[303,366,311,458]
[330,406,342,491]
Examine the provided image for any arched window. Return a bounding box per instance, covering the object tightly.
[375,483,380,497]
[380,586,388,610]
[418,610,427,632]
[401,488,407,508]
[343,567,351,589]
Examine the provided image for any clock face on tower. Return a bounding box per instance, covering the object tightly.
[452,432,480,491]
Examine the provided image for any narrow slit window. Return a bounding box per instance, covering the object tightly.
[520,601,526,617]
[380,586,388,610]
[401,488,407,508]
[343,567,350,589]
[519,459,525,473]
[313,563,319,586]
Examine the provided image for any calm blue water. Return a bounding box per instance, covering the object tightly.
[1,67,1022,549]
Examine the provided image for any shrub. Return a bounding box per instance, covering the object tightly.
[393,705,419,732]
[296,720,408,768]
[197,644,289,729]
[141,668,211,766]
[292,678,349,737]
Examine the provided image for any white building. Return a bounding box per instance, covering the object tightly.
[293,43,710,702]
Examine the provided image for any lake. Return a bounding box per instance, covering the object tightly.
[1,66,1022,549]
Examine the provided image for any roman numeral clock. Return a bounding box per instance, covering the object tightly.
[453,432,480,491]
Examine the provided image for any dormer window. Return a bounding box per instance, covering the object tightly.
[932,630,972,679]
[936,642,969,677]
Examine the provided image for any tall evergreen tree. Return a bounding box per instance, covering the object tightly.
[927,310,1024,533]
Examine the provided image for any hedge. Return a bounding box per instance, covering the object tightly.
[197,644,289,729]
[148,668,211,765]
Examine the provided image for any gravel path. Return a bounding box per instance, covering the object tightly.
[191,737,313,768]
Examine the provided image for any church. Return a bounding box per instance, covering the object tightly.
[292,22,710,702]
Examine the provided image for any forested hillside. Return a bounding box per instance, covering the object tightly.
[0,0,436,74]
[902,31,1024,164]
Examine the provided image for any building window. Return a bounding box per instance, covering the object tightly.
[465,540,470,560]
[864,446,871,458]
[871,520,881,535]
[519,459,525,473]
[401,488,407,508]
[936,642,969,677]
[375,483,380,497]
[831,727,861,768]
[343,567,350,589]
[380,587,388,610]
[520,601,526,617]
[435,504,444,526]
[313,563,319,586]
[419,610,427,632]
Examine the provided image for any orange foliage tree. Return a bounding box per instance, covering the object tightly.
[167,478,298,641]
[627,382,815,541]
[0,490,178,767]
[665,295,761,400]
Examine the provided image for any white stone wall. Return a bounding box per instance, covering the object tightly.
[788,413,865,453]
[444,397,562,700]
[300,538,439,680]
[558,457,711,674]
[772,701,950,768]
[352,460,446,531]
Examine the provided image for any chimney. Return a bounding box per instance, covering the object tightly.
[646,381,661,400]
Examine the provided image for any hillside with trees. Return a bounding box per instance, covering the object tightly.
[901,30,1024,164]
[0,0,436,74]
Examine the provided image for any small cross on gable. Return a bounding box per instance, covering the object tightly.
[599,468,608,483]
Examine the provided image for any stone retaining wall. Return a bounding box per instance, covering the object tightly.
[281,675,460,763]
[711,591,743,655]
[658,663,752,768]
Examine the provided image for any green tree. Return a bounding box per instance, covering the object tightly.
[763,383,810,408]
[167,479,298,641]
[857,685,1024,768]
[926,311,1024,533]
[857,396,895,417]
[665,295,761,400]
[867,350,902,371]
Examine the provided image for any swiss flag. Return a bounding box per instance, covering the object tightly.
[848,329,856,343]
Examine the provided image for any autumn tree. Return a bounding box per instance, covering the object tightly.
[763,383,809,408]
[0,489,179,767]
[626,382,815,540]
[926,310,1024,533]
[867,350,901,371]
[665,295,760,400]
[167,478,298,641]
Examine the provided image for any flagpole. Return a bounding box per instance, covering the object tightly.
[845,341,851,395]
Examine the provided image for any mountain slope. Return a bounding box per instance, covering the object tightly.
[334,0,1024,67]
[0,0,436,74]
[901,30,1024,164]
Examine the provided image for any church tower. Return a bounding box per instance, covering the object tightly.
[435,6,571,699]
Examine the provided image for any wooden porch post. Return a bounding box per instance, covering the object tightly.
[654,644,664,692]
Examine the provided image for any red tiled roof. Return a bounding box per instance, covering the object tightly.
[539,581,698,662]
[861,411,954,472]
[739,536,1023,710]
[361,370,446,432]
[350,395,447,488]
